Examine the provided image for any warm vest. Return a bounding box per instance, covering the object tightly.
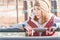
[27,16,55,36]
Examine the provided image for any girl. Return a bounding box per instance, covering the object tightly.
[24,0,60,36]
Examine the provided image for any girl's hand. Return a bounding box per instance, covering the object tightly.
[46,27,56,35]
[25,24,35,36]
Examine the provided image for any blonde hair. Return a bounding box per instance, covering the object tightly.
[34,0,50,24]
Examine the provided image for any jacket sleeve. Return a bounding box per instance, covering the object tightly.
[54,16,60,23]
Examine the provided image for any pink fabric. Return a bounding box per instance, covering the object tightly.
[42,16,55,36]
[27,17,39,36]
[27,16,55,36]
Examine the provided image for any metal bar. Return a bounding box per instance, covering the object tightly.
[0,37,60,40]
[16,0,19,24]
[51,0,57,16]
[23,0,28,20]
[0,28,26,32]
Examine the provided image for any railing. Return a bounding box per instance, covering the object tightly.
[0,36,60,40]
[0,26,60,40]
[0,28,26,32]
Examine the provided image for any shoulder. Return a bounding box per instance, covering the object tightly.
[49,13,54,17]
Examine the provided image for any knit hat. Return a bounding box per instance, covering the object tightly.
[34,0,51,12]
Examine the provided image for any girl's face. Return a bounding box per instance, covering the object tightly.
[33,6,42,18]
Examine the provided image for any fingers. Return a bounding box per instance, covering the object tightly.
[25,25,35,36]
[46,28,55,35]
[26,29,35,36]
[25,25,32,31]
[50,27,56,32]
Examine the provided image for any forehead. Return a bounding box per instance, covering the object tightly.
[34,0,49,9]
[34,1,40,7]
[34,6,40,9]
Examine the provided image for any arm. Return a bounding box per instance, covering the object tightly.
[54,16,60,23]
[48,16,60,31]
[54,16,60,28]
[46,16,60,35]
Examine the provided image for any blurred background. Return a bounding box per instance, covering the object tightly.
[0,0,59,26]
[0,0,60,37]
[0,0,60,27]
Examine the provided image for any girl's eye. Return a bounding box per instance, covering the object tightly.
[34,7,40,10]
[37,8,40,10]
[34,8,36,10]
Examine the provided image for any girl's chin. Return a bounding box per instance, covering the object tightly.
[37,16,40,18]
